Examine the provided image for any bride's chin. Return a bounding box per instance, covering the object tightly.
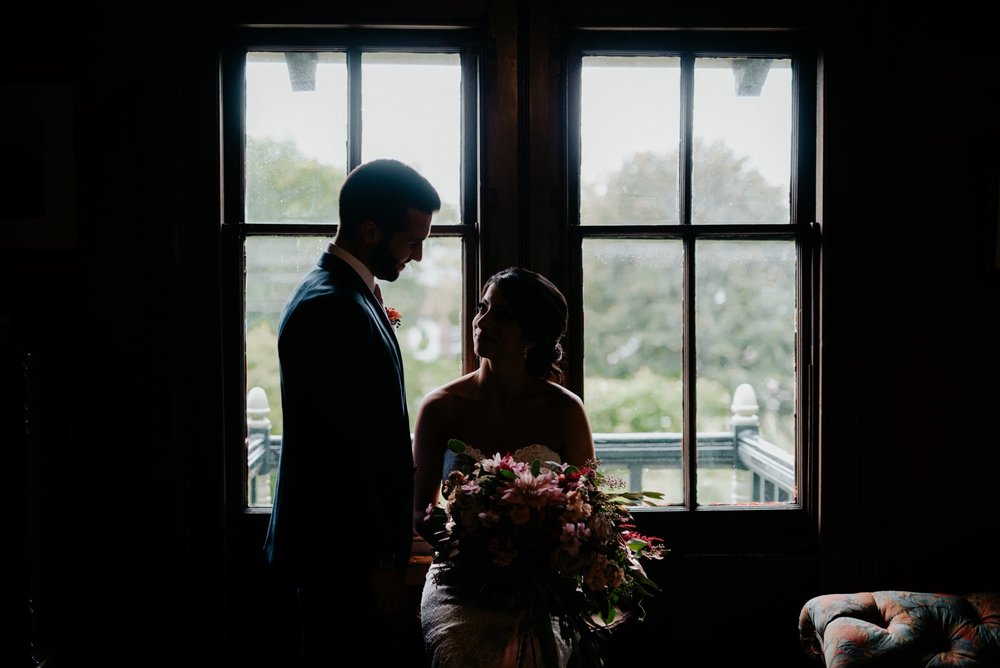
[475,346,497,362]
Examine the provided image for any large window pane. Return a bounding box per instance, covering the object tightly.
[580,57,681,226]
[245,236,328,507]
[692,58,792,224]
[245,52,348,224]
[246,236,330,440]
[582,239,684,504]
[377,236,465,427]
[361,53,462,224]
[695,240,796,504]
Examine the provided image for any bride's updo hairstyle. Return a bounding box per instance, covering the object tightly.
[483,267,568,381]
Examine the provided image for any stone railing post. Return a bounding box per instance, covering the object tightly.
[247,386,273,472]
[731,383,764,500]
[730,383,760,440]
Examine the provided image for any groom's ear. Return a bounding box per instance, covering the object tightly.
[359,220,384,245]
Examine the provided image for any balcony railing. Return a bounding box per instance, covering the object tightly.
[246,383,794,506]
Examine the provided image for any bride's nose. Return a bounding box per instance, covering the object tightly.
[475,307,494,327]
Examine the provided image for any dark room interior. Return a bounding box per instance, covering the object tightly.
[4,1,998,666]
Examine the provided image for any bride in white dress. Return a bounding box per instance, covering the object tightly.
[412,267,596,668]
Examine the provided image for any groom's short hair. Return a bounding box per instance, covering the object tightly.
[338,159,441,237]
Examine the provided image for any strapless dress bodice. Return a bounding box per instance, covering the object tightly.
[441,443,563,481]
[462,443,562,465]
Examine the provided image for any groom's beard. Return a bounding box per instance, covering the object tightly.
[371,237,402,281]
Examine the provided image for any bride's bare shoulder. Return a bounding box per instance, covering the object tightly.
[543,380,586,409]
[418,372,478,410]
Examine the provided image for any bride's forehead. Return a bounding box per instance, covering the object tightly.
[481,283,508,303]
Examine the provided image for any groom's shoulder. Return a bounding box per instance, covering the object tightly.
[286,269,365,310]
[278,277,368,336]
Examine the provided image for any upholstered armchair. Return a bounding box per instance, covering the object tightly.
[799,590,1000,667]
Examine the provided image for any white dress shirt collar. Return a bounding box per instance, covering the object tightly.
[328,242,379,299]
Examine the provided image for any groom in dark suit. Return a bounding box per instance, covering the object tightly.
[264,159,440,665]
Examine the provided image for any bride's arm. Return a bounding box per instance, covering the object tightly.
[412,393,448,545]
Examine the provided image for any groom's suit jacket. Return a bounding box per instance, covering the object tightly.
[264,251,413,587]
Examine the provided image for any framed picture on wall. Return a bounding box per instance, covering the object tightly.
[0,85,77,250]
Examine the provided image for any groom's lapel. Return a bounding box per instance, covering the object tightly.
[367,292,404,371]
[320,252,404,376]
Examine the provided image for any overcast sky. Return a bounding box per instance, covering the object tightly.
[246,54,792,212]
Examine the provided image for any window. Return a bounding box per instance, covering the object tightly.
[223,30,479,508]
[223,26,819,531]
[565,32,817,515]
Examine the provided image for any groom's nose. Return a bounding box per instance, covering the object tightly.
[411,242,424,263]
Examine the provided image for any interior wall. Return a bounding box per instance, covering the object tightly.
[4,5,154,665]
[3,2,998,667]
[873,5,1000,593]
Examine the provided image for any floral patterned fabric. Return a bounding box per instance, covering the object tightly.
[799,591,1000,667]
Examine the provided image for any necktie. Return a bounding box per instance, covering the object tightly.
[373,283,393,327]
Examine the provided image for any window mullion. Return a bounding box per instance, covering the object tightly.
[459,45,480,374]
[682,229,697,511]
[460,48,475,226]
[679,53,695,227]
[347,47,362,171]
[680,53,697,510]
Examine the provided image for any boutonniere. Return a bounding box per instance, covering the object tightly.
[385,306,402,329]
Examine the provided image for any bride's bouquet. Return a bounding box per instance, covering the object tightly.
[424,439,667,664]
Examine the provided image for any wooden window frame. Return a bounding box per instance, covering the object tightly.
[559,29,820,552]
[219,23,821,554]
